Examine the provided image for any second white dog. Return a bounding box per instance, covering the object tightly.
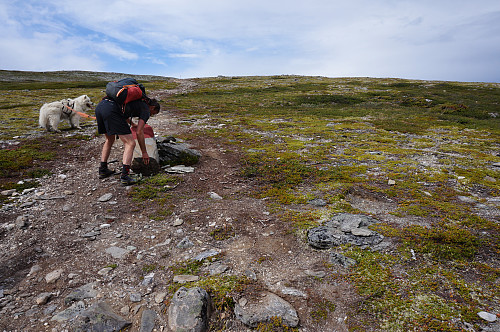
[39,95,94,132]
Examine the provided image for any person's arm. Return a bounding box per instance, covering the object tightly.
[135,119,149,165]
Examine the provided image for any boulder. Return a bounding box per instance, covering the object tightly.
[157,138,201,166]
[71,301,131,332]
[168,287,211,332]
[307,226,346,249]
[234,291,299,328]
[308,213,384,249]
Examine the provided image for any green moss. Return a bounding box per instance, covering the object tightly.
[255,316,299,331]
[209,225,235,241]
[142,264,157,273]
[310,300,336,323]
[170,259,204,275]
[129,173,181,202]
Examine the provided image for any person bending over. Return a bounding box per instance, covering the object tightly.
[96,97,160,185]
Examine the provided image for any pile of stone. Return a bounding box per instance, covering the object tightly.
[307,213,385,250]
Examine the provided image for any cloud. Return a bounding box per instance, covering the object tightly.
[1,0,499,81]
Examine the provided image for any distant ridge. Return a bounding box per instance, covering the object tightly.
[0,70,172,82]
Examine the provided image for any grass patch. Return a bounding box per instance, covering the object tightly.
[129,173,181,201]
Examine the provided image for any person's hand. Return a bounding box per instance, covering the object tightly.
[142,152,150,165]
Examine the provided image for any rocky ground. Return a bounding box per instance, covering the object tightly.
[1,80,498,332]
[0,81,367,332]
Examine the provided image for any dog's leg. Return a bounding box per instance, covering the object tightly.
[70,114,82,129]
[48,114,61,132]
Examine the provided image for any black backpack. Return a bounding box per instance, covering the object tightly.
[105,78,148,113]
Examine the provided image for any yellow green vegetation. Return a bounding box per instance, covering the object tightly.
[168,75,500,330]
[255,316,299,332]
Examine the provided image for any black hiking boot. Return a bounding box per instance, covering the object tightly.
[99,168,116,179]
[120,174,137,186]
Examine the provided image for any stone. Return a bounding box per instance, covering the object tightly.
[142,272,155,286]
[130,293,142,302]
[344,232,385,247]
[330,214,378,228]
[173,275,200,284]
[173,216,184,226]
[71,301,131,332]
[51,301,86,322]
[308,198,327,207]
[458,196,476,203]
[208,192,223,200]
[244,269,257,280]
[157,140,201,166]
[350,227,373,237]
[234,291,299,328]
[177,237,194,249]
[154,292,167,304]
[330,252,357,268]
[105,246,130,259]
[1,189,16,196]
[45,269,63,284]
[165,165,195,173]
[98,267,113,276]
[338,216,362,232]
[140,309,157,332]
[281,287,307,298]
[28,264,41,276]
[307,226,346,249]
[208,263,229,275]
[304,270,326,278]
[120,306,130,315]
[388,179,396,185]
[44,304,58,315]
[36,292,52,305]
[15,215,29,229]
[64,282,98,305]
[484,176,496,182]
[98,193,113,202]
[168,287,211,332]
[193,249,220,261]
[478,311,497,322]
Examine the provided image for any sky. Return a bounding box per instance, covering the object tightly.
[1,0,500,82]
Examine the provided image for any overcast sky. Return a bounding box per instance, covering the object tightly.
[1,0,500,82]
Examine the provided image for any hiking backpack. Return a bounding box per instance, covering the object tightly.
[105,78,148,114]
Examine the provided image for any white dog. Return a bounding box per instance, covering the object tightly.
[39,95,94,132]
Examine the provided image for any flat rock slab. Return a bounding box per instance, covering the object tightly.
[234,291,299,328]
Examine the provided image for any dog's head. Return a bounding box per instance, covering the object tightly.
[76,95,95,109]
